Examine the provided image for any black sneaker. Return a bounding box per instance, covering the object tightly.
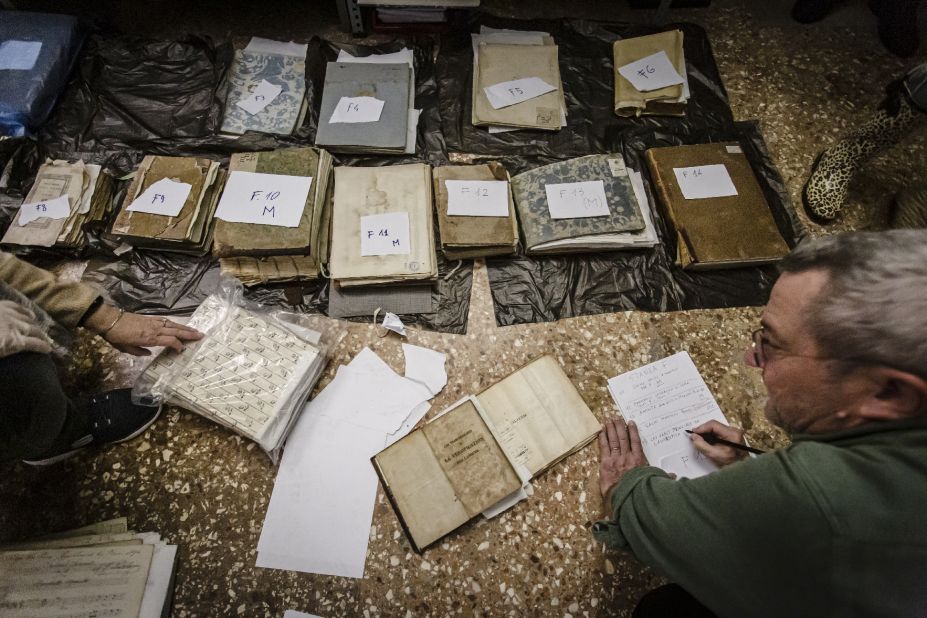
[23,389,161,466]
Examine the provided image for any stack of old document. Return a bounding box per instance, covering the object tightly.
[0,517,177,618]
[613,30,689,117]
[140,293,327,455]
[214,147,334,286]
[221,37,308,136]
[471,27,566,132]
[1,159,114,251]
[329,163,437,287]
[315,50,414,154]
[108,155,224,255]
[511,154,658,255]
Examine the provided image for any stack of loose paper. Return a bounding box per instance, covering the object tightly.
[0,517,177,618]
[213,147,334,285]
[139,294,327,455]
[432,162,519,259]
[613,30,690,118]
[471,27,567,132]
[257,345,446,577]
[329,163,437,287]
[2,159,114,251]
[221,37,309,136]
[315,57,413,154]
[607,351,731,479]
[511,154,658,255]
[108,155,224,255]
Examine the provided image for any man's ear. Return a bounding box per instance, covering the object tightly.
[857,367,927,423]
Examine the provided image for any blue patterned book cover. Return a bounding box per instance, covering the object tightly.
[221,48,306,136]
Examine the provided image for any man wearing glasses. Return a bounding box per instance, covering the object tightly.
[593,230,927,617]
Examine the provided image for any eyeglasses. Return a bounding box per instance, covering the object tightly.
[750,327,836,369]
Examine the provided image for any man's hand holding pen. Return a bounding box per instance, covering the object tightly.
[688,420,751,467]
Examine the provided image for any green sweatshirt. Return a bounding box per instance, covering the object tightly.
[592,418,927,617]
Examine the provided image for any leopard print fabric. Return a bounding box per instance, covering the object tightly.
[804,95,918,221]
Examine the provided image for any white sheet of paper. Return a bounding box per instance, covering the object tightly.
[360,212,410,256]
[138,543,177,618]
[284,612,323,618]
[617,50,685,92]
[385,400,431,447]
[244,37,308,58]
[607,351,729,479]
[483,77,557,110]
[445,180,509,217]
[402,343,447,396]
[382,312,407,336]
[673,164,738,200]
[545,180,610,219]
[405,108,421,154]
[236,79,283,115]
[17,194,71,225]
[214,171,312,228]
[0,40,42,71]
[337,47,413,68]
[329,96,385,124]
[126,177,192,217]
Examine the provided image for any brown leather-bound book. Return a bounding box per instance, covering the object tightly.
[644,143,790,270]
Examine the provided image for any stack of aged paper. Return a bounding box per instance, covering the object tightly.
[613,30,689,117]
[1,159,114,251]
[0,517,177,618]
[471,27,566,132]
[432,163,519,259]
[511,154,658,255]
[221,37,309,136]
[108,155,224,255]
[315,60,412,154]
[645,142,790,269]
[329,163,437,287]
[214,147,333,286]
[372,355,601,551]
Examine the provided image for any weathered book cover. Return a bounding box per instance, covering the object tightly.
[220,48,307,136]
[613,30,686,118]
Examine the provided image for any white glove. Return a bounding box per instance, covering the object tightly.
[0,300,52,359]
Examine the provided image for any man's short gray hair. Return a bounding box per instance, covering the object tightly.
[779,230,927,379]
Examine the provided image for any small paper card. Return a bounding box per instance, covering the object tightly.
[18,195,71,225]
[544,180,611,219]
[617,51,685,92]
[0,40,42,71]
[360,212,410,256]
[673,164,738,200]
[236,79,283,115]
[483,77,558,110]
[329,96,385,124]
[214,171,313,228]
[445,180,509,217]
[126,178,193,217]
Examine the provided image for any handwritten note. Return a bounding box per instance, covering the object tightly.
[544,180,610,219]
[617,50,685,92]
[329,96,385,124]
[236,79,283,115]
[607,351,729,479]
[445,180,509,217]
[483,77,557,110]
[673,164,738,200]
[360,212,410,256]
[17,194,71,225]
[0,40,42,71]
[214,171,313,228]
[126,178,192,217]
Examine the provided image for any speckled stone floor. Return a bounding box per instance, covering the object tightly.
[1,1,925,616]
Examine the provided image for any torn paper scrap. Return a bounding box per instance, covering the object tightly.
[382,312,407,336]
[402,343,447,396]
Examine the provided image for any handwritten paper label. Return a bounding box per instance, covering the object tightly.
[483,77,557,110]
[0,40,42,71]
[18,194,71,225]
[236,79,283,115]
[445,180,509,217]
[617,51,685,92]
[214,171,313,228]
[329,96,385,124]
[607,157,627,177]
[673,164,738,200]
[726,145,743,154]
[360,212,410,256]
[544,180,610,219]
[126,178,192,217]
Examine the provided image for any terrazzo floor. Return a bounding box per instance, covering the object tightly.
[1,0,925,616]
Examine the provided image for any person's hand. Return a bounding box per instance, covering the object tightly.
[689,420,748,468]
[84,303,203,356]
[598,416,648,515]
[0,300,52,358]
